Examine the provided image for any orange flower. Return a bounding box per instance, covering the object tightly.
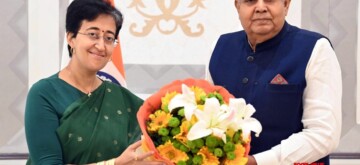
[147,110,172,132]
[197,147,219,165]
[174,120,191,144]
[161,91,178,110]
[157,141,189,163]
[223,144,248,165]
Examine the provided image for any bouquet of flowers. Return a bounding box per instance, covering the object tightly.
[137,79,262,165]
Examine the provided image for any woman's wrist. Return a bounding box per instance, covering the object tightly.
[114,157,121,165]
[95,158,116,165]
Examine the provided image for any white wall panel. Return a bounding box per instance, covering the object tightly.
[287,0,301,27]
[28,0,59,87]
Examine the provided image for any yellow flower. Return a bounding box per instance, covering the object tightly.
[161,91,178,110]
[197,147,219,165]
[190,86,206,104]
[223,144,248,165]
[226,129,236,139]
[189,115,198,125]
[197,104,204,111]
[157,141,189,163]
[148,110,172,132]
[174,120,191,144]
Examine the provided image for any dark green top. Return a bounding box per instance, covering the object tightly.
[25,73,143,165]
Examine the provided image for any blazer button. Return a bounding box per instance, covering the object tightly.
[247,56,254,62]
[242,77,249,84]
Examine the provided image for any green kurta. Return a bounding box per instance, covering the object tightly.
[25,73,143,165]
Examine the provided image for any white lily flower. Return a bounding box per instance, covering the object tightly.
[168,84,198,121]
[187,97,234,143]
[228,98,262,138]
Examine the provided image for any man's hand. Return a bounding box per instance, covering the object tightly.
[247,155,257,165]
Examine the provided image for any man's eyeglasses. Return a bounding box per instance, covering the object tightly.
[77,31,118,46]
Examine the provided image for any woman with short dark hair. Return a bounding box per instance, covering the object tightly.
[25,0,164,164]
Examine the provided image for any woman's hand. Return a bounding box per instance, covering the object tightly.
[115,141,165,165]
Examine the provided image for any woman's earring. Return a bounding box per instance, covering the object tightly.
[71,47,76,55]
